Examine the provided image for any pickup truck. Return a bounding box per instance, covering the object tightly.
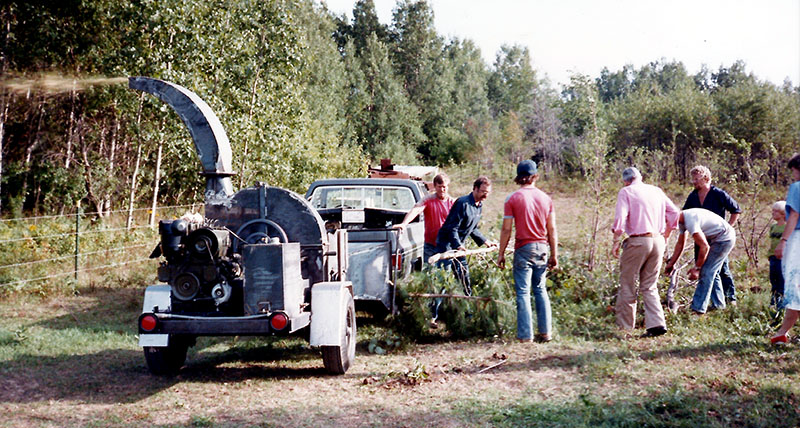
[305,177,428,313]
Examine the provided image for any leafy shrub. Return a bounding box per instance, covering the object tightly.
[395,254,516,339]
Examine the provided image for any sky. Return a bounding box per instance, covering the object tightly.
[320,0,800,88]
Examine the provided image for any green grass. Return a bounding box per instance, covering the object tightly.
[457,381,800,428]
[2,282,800,426]
[1,181,798,426]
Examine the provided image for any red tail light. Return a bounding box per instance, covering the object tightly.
[394,253,403,270]
[140,314,158,332]
[270,313,288,331]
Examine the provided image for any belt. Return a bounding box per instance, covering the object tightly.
[629,232,654,238]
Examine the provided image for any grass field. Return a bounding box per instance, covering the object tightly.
[1,176,798,427]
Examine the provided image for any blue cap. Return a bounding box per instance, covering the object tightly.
[516,160,538,177]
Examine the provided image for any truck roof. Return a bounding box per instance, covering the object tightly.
[305,178,427,201]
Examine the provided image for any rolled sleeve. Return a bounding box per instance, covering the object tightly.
[721,190,741,214]
[665,195,680,231]
[611,188,629,234]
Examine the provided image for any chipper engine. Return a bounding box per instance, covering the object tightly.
[131,77,355,375]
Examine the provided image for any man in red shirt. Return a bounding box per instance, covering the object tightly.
[394,173,455,263]
[497,160,558,343]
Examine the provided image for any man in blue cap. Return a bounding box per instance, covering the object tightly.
[497,160,558,343]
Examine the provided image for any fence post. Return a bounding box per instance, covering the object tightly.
[74,203,80,282]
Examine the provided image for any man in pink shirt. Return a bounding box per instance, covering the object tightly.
[394,173,455,263]
[611,167,679,337]
[497,160,558,343]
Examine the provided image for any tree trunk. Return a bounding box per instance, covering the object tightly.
[80,130,105,217]
[21,95,46,208]
[0,5,10,215]
[103,102,119,213]
[127,93,145,229]
[126,143,143,229]
[148,132,164,228]
[65,85,77,169]
[0,93,8,216]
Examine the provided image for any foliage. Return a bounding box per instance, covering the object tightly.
[395,255,516,340]
[341,35,424,163]
[2,1,798,218]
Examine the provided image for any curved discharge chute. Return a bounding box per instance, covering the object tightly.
[128,76,235,200]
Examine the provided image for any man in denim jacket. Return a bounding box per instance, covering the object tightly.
[497,160,559,343]
[436,176,495,292]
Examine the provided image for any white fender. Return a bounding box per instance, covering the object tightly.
[139,285,171,347]
[309,281,352,347]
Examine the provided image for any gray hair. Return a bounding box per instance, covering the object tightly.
[773,201,786,212]
[621,167,642,184]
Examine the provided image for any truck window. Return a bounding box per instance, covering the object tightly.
[309,186,416,211]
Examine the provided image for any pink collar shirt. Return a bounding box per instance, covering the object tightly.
[611,179,679,236]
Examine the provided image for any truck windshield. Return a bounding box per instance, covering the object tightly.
[309,186,416,211]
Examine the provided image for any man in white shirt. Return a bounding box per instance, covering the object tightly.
[664,208,736,314]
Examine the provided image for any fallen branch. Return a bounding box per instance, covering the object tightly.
[428,247,499,264]
[666,259,695,314]
[406,292,492,301]
[477,358,508,374]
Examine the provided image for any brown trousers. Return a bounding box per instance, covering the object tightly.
[616,235,667,330]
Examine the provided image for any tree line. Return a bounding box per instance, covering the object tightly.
[1,0,798,218]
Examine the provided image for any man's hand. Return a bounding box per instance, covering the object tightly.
[611,240,621,258]
[688,267,700,281]
[664,262,674,275]
[777,240,786,259]
[485,241,498,248]
[497,253,506,269]
[391,224,406,234]
[548,255,558,270]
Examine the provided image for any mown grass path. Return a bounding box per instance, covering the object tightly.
[1,287,800,427]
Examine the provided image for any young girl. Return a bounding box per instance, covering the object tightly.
[769,201,786,311]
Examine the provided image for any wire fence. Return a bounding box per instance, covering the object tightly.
[0,203,203,293]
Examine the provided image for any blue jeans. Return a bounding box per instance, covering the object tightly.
[719,257,736,302]
[691,238,735,313]
[695,245,736,302]
[769,255,785,308]
[424,243,437,264]
[438,256,471,294]
[513,243,551,339]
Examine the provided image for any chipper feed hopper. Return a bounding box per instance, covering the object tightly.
[131,77,355,375]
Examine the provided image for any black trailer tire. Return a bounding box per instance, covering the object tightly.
[143,336,190,376]
[322,293,356,374]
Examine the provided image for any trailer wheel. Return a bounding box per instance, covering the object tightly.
[322,293,356,374]
[143,336,191,376]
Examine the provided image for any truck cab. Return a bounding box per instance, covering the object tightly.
[306,177,429,312]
